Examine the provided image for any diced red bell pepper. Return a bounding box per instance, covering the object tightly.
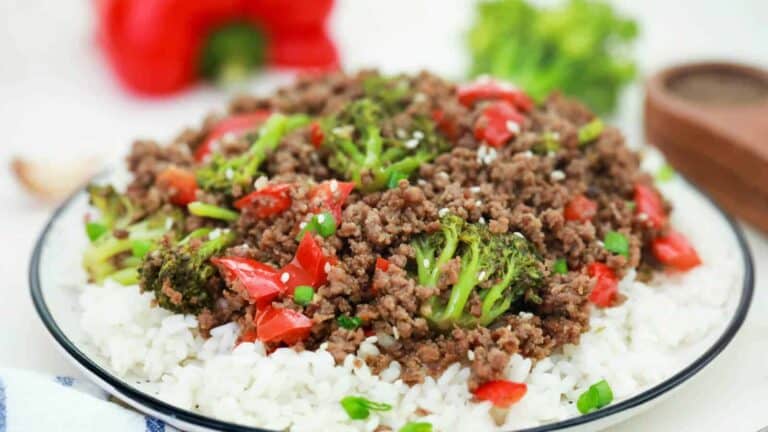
[211,256,285,306]
[473,380,528,408]
[308,180,355,223]
[309,121,324,148]
[458,80,534,112]
[375,257,389,272]
[234,183,292,218]
[255,305,313,345]
[431,109,460,141]
[194,111,271,162]
[281,233,332,293]
[237,327,259,345]
[564,195,598,222]
[634,184,667,229]
[156,167,198,206]
[474,101,524,148]
[587,262,619,308]
[652,230,701,271]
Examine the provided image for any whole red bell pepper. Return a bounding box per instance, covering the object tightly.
[95,0,339,95]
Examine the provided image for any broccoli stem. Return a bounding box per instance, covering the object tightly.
[198,230,237,258]
[440,240,482,325]
[187,202,239,222]
[110,267,140,285]
[480,261,520,326]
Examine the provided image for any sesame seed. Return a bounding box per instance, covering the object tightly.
[423,258,431,268]
[209,229,222,240]
[437,172,449,179]
[332,125,354,138]
[222,132,237,143]
[638,213,649,221]
[467,350,476,361]
[470,186,481,193]
[316,213,326,224]
[547,151,556,157]
[225,168,234,180]
[280,272,290,283]
[550,170,566,181]
[513,232,525,239]
[330,179,338,193]
[299,221,307,229]
[506,120,521,134]
[475,200,483,207]
[522,150,533,158]
[597,240,605,248]
[519,311,534,320]
[438,208,449,217]
[253,176,268,190]
[324,262,332,273]
[413,130,425,140]
[478,271,486,281]
[164,217,174,230]
[392,326,400,340]
[478,216,486,224]
[404,138,419,149]
[319,342,329,350]
[413,92,428,103]
[396,128,407,139]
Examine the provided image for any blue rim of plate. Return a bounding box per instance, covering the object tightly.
[29,180,754,432]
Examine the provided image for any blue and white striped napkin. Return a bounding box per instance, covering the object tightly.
[0,368,179,432]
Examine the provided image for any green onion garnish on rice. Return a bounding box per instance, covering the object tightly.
[399,422,433,432]
[577,379,613,414]
[604,231,629,257]
[85,221,108,242]
[656,164,676,182]
[340,396,392,420]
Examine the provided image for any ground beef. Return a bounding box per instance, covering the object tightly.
[124,70,665,389]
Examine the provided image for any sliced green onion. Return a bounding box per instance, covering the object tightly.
[188,202,239,222]
[577,379,613,414]
[130,239,153,258]
[656,164,675,182]
[399,422,433,432]
[315,212,337,238]
[625,200,636,211]
[340,396,392,420]
[387,171,409,189]
[578,118,604,145]
[337,315,362,330]
[294,285,314,306]
[553,258,568,275]
[85,222,108,242]
[297,212,336,240]
[109,267,139,286]
[604,231,629,257]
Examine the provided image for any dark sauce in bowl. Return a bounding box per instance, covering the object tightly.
[666,68,768,105]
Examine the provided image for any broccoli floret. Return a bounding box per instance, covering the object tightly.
[323,99,448,192]
[196,113,309,195]
[139,229,236,314]
[414,215,542,330]
[82,185,183,284]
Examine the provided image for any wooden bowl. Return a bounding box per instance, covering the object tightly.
[645,62,768,231]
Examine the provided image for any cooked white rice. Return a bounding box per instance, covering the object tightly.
[70,160,740,431]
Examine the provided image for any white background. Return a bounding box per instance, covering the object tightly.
[1,0,767,430]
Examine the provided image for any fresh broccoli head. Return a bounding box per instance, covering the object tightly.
[196,113,309,195]
[139,229,236,314]
[82,185,183,284]
[414,215,542,329]
[323,98,448,192]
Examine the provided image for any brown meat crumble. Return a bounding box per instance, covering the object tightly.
[118,70,667,390]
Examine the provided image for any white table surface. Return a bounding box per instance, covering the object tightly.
[1,0,766,430]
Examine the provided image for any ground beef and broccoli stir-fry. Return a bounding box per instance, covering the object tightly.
[81,71,701,390]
